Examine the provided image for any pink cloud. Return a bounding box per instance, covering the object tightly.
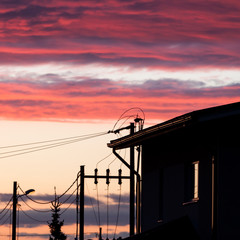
[0,79,239,121]
[0,0,239,122]
[0,0,239,69]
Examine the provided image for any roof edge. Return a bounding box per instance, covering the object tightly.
[107,101,240,149]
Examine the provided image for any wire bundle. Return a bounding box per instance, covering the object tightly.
[0,131,110,159]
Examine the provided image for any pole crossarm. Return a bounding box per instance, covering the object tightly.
[85,175,130,179]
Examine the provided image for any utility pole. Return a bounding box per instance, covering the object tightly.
[79,166,85,240]
[79,165,131,240]
[12,181,17,240]
[110,119,143,236]
[130,122,135,236]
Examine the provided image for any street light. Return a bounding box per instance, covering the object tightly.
[12,181,35,240]
[23,189,35,196]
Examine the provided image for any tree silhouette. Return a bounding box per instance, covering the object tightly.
[48,188,67,240]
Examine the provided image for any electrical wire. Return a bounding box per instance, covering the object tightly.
[0,211,11,226]
[59,187,78,205]
[0,196,13,214]
[86,181,99,227]
[96,183,101,228]
[117,115,136,130]
[58,176,79,201]
[0,205,12,222]
[18,174,78,205]
[18,206,49,223]
[0,132,109,160]
[18,185,52,205]
[108,155,117,168]
[96,152,113,168]
[112,107,145,132]
[0,131,110,149]
[113,185,122,239]
[61,197,76,216]
[18,196,51,213]
[0,138,81,155]
[119,148,127,169]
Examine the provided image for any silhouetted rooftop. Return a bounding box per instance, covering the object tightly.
[108,101,240,149]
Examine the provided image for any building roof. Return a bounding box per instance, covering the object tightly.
[107,102,240,149]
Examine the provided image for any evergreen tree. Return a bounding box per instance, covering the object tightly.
[48,188,67,240]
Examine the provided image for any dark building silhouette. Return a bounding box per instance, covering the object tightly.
[108,102,240,240]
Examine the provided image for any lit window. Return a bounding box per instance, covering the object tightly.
[193,161,199,200]
[184,161,199,203]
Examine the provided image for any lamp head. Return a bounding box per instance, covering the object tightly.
[25,189,35,195]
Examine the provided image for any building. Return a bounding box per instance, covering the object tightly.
[108,102,240,240]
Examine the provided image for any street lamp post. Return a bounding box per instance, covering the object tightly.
[12,181,35,240]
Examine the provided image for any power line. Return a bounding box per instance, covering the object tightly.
[18,185,52,205]
[61,197,76,216]
[108,150,122,168]
[59,187,78,205]
[118,115,137,130]
[0,131,110,149]
[0,205,12,223]
[18,196,51,213]
[86,181,99,227]
[0,131,110,160]
[58,176,79,201]
[18,206,49,223]
[0,210,11,226]
[114,185,122,239]
[96,152,113,168]
[0,196,13,215]
[112,107,145,132]
[18,174,78,206]
[0,138,82,155]
[96,182,101,228]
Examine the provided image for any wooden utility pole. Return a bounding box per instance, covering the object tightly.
[12,181,17,240]
[130,122,135,236]
[79,166,85,240]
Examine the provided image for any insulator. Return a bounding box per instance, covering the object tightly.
[94,168,98,184]
[106,168,110,185]
[118,169,122,185]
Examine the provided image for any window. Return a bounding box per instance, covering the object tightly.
[193,161,199,200]
[184,161,199,204]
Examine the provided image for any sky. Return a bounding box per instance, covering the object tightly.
[0,0,240,239]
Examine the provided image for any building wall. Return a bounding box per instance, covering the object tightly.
[216,124,240,239]
[141,127,213,239]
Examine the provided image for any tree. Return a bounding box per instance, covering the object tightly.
[48,188,67,240]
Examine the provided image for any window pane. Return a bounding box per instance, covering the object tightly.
[193,162,199,199]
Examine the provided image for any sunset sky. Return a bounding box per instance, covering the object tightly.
[0,0,240,239]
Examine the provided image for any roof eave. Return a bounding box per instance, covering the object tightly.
[107,114,193,149]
